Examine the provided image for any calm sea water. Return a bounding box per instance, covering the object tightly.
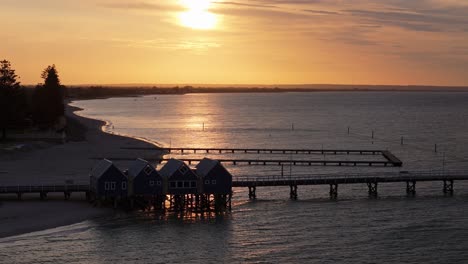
[2,92,468,263]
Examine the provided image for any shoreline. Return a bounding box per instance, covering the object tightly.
[69,102,163,149]
[0,102,163,239]
[65,88,468,102]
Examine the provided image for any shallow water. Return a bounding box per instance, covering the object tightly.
[2,92,468,263]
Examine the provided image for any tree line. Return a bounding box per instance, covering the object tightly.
[0,60,65,140]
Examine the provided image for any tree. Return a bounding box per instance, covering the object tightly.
[32,65,65,128]
[0,60,27,140]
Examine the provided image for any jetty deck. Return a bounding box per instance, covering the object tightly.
[157,158,401,167]
[123,147,386,155]
[233,171,468,186]
[1,171,467,200]
[116,148,403,167]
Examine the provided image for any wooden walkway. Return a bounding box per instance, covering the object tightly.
[234,171,468,199]
[117,148,403,167]
[0,185,90,200]
[1,171,467,200]
[157,158,401,167]
[123,147,385,155]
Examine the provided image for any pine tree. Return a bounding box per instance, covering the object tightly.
[0,60,26,140]
[32,65,65,128]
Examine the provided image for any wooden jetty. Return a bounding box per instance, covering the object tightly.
[123,147,385,155]
[118,147,403,167]
[0,184,90,200]
[233,171,468,199]
[1,171,467,202]
[157,158,401,167]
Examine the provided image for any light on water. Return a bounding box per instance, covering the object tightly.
[3,92,468,263]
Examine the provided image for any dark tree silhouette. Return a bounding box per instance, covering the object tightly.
[32,65,65,128]
[0,60,27,140]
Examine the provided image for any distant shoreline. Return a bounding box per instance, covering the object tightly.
[59,85,468,101]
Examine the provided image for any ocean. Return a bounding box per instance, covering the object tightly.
[2,92,468,263]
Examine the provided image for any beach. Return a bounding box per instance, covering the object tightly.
[0,103,163,239]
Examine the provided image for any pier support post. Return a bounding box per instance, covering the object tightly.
[329,183,338,199]
[248,186,256,200]
[40,192,47,200]
[367,182,378,197]
[85,191,92,202]
[443,180,454,195]
[406,181,416,196]
[64,192,71,200]
[17,192,22,200]
[289,185,298,200]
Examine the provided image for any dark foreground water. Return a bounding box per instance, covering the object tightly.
[2,92,468,263]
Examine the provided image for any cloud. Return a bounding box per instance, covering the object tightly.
[111,38,221,51]
[302,9,340,15]
[344,9,468,32]
[99,1,181,11]
[213,1,278,9]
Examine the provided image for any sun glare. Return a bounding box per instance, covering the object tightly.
[178,0,218,30]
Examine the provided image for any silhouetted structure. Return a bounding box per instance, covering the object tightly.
[196,158,233,211]
[127,158,163,196]
[196,158,232,195]
[159,159,199,195]
[90,159,128,201]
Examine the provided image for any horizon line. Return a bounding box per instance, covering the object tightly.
[22,83,468,89]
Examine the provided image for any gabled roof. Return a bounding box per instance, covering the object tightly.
[128,158,155,178]
[159,159,185,178]
[196,158,220,177]
[90,159,113,177]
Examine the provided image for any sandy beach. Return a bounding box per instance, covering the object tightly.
[0,103,164,239]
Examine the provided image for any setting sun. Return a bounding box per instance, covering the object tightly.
[178,0,218,30]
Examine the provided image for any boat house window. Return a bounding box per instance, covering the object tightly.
[144,165,152,176]
[149,180,155,186]
[179,166,188,175]
[110,182,116,190]
[122,182,127,190]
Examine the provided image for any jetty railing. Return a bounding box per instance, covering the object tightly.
[159,148,385,155]
[2,171,467,201]
[157,158,402,167]
[233,170,468,199]
[233,170,468,184]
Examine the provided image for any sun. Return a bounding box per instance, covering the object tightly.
[178,0,218,30]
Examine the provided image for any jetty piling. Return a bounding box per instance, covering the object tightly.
[289,185,298,200]
[406,181,416,195]
[367,182,378,197]
[329,183,338,199]
[443,180,454,195]
[2,171,468,206]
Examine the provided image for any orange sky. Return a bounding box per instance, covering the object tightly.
[2,0,468,86]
